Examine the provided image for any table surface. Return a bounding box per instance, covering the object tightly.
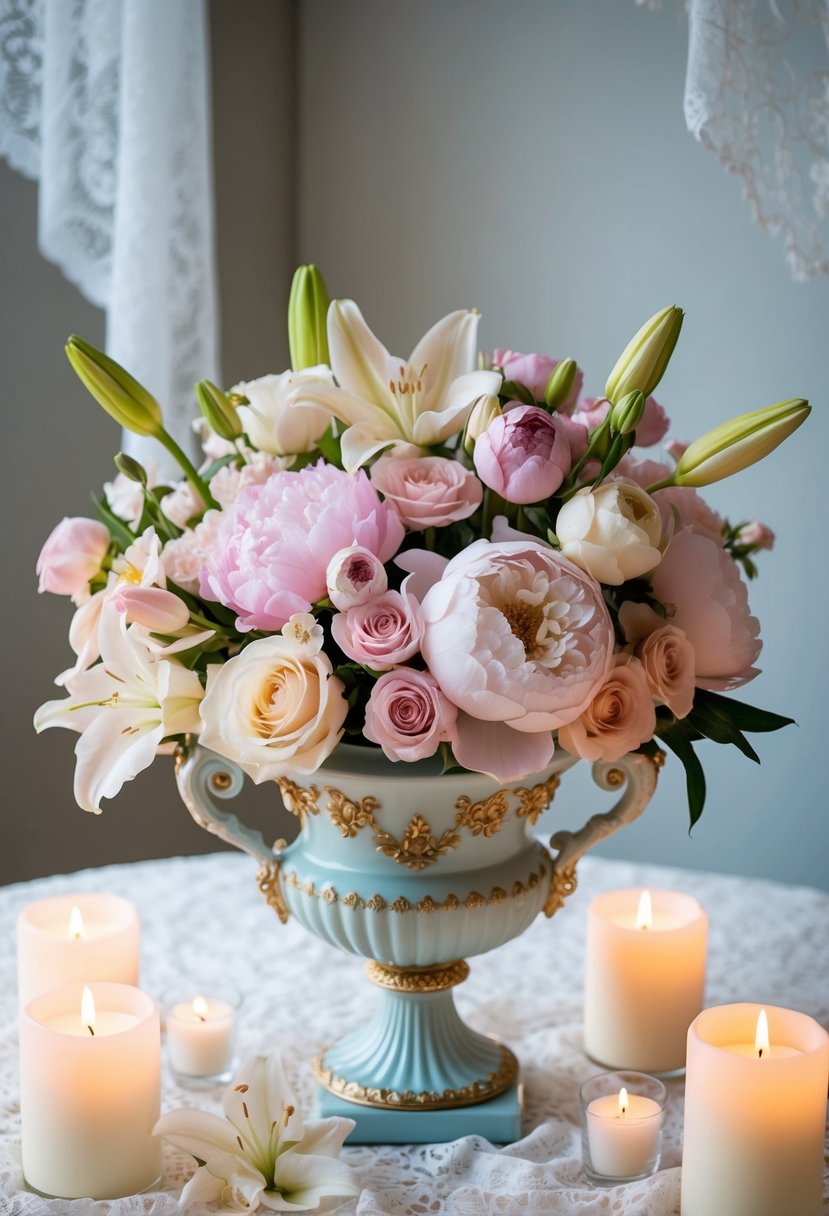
[1,852,827,1216]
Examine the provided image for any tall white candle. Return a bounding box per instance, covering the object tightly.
[584,887,707,1072]
[167,995,236,1079]
[682,1003,829,1216]
[20,982,161,1199]
[17,893,140,1007]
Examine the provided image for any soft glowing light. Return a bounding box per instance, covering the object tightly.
[81,985,96,1036]
[755,1008,770,1059]
[618,1086,629,1116]
[68,905,87,941]
[635,889,653,931]
[192,996,209,1022]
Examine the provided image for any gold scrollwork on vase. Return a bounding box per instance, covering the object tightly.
[543,862,578,919]
[257,860,289,924]
[365,960,470,992]
[324,787,379,838]
[373,814,461,872]
[454,790,510,837]
[282,864,547,913]
[275,778,320,826]
[513,774,561,825]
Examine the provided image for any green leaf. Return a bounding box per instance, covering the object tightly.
[687,696,760,763]
[696,690,795,734]
[657,721,707,830]
[317,424,342,466]
[91,492,135,551]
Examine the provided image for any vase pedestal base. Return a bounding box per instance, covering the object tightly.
[316,1079,523,1145]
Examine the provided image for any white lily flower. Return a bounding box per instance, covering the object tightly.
[297,300,502,471]
[154,1054,357,1213]
[34,603,204,814]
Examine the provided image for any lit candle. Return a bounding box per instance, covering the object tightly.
[166,994,237,1083]
[584,887,707,1072]
[580,1071,666,1184]
[20,982,161,1199]
[682,1003,829,1216]
[17,893,140,1007]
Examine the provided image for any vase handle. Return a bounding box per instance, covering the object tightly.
[174,742,290,923]
[544,750,664,917]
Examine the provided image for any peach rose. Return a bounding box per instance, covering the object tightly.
[637,624,695,719]
[558,654,656,762]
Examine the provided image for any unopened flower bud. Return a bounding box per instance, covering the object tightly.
[544,359,578,410]
[610,390,646,436]
[605,306,684,404]
[462,394,502,455]
[113,452,148,486]
[326,545,388,611]
[673,399,810,487]
[196,379,243,441]
[288,264,330,371]
[66,336,163,437]
[113,586,191,633]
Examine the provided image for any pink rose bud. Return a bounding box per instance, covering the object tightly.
[112,586,191,633]
[37,517,110,602]
[330,579,423,670]
[634,396,671,447]
[492,349,583,412]
[736,519,775,551]
[664,438,689,462]
[473,404,571,504]
[364,667,458,762]
[326,546,388,611]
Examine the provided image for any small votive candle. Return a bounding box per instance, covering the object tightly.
[164,987,241,1087]
[682,1003,829,1216]
[17,893,140,1008]
[584,887,707,1073]
[580,1071,666,1185]
[20,982,161,1199]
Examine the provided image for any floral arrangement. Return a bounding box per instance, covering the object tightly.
[35,266,808,827]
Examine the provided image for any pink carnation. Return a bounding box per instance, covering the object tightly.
[474,404,571,504]
[331,579,423,670]
[492,349,583,412]
[364,668,458,762]
[201,461,404,632]
[370,455,482,530]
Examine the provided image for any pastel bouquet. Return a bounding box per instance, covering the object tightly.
[35,267,808,827]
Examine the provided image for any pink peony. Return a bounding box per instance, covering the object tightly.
[331,579,423,670]
[370,454,482,530]
[474,404,571,504]
[326,546,388,611]
[649,528,761,690]
[201,461,404,632]
[37,517,110,604]
[163,510,223,594]
[558,654,657,762]
[634,397,670,447]
[492,349,583,412]
[664,438,688,462]
[209,453,288,508]
[364,668,458,762]
[571,397,610,433]
[618,456,725,545]
[420,539,614,781]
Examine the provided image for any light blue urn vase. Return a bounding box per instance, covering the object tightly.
[176,741,660,1142]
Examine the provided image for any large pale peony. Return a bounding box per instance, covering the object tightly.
[201,461,404,632]
[556,480,663,585]
[649,528,761,690]
[199,615,348,781]
[420,540,614,781]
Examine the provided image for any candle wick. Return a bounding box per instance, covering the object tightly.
[86,1024,95,1037]
[758,1047,763,1059]
[196,1013,206,1023]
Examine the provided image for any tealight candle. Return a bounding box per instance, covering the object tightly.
[682,1003,829,1216]
[165,989,240,1086]
[17,893,140,1007]
[584,887,707,1072]
[20,981,161,1199]
[579,1071,666,1185]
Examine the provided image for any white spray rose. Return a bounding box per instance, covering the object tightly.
[326,545,388,611]
[234,369,333,457]
[555,479,662,585]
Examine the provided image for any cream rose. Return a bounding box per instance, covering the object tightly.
[199,614,348,780]
[234,369,333,457]
[555,479,662,585]
[558,654,656,762]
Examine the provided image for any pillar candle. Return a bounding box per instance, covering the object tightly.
[584,887,707,1072]
[682,1003,829,1216]
[20,981,161,1199]
[17,893,140,1007]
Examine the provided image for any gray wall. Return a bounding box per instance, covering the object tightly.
[3,0,827,890]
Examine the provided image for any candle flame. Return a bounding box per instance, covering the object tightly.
[81,985,96,1036]
[192,995,209,1022]
[755,1008,770,1059]
[68,905,87,941]
[618,1086,629,1116]
[635,889,653,931]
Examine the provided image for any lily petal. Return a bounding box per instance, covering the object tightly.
[273,1149,359,1206]
[327,300,398,414]
[291,1117,356,1159]
[179,1164,226,1212]
[73,712,163,814]
[339,424,413,474]
[153,1107,239,1161]
[408,310,480,407]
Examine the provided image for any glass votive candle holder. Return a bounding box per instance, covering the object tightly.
[579,1070,666,1186]
[163,985,242,1088]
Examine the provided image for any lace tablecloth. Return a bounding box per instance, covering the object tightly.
[1,853,827,1215]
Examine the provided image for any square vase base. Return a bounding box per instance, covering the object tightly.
[316,1080,523,1145]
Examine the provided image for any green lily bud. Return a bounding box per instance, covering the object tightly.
[605,306,684,404]
[288,264,330,371]
[66,336,163,437]
[196,379,243,441]
[113,452,148,486]
[544,359,578,410]
[610,390,646,436]
[463,394,502,455]
[672,399,810,487]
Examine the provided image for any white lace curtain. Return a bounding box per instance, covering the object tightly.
[0,0,219,463]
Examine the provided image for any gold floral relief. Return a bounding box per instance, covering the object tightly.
[282,864,547,912]
[454,790,510,837]
[275,777,321,825]
[513,774,560,824]
[256,860,289,924]
[543,862,578,918]
[372,814,461,872]
[324,787,379,838]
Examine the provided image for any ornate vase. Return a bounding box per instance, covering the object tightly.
[176,742,661,1142]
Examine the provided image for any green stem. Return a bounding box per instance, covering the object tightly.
[562,414,612,490]
[645,475,676,493]
[155,427,219,509]
[424,526,436,551]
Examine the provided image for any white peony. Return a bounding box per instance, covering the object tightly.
[555,479,662,585]
[234,369,333,458]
